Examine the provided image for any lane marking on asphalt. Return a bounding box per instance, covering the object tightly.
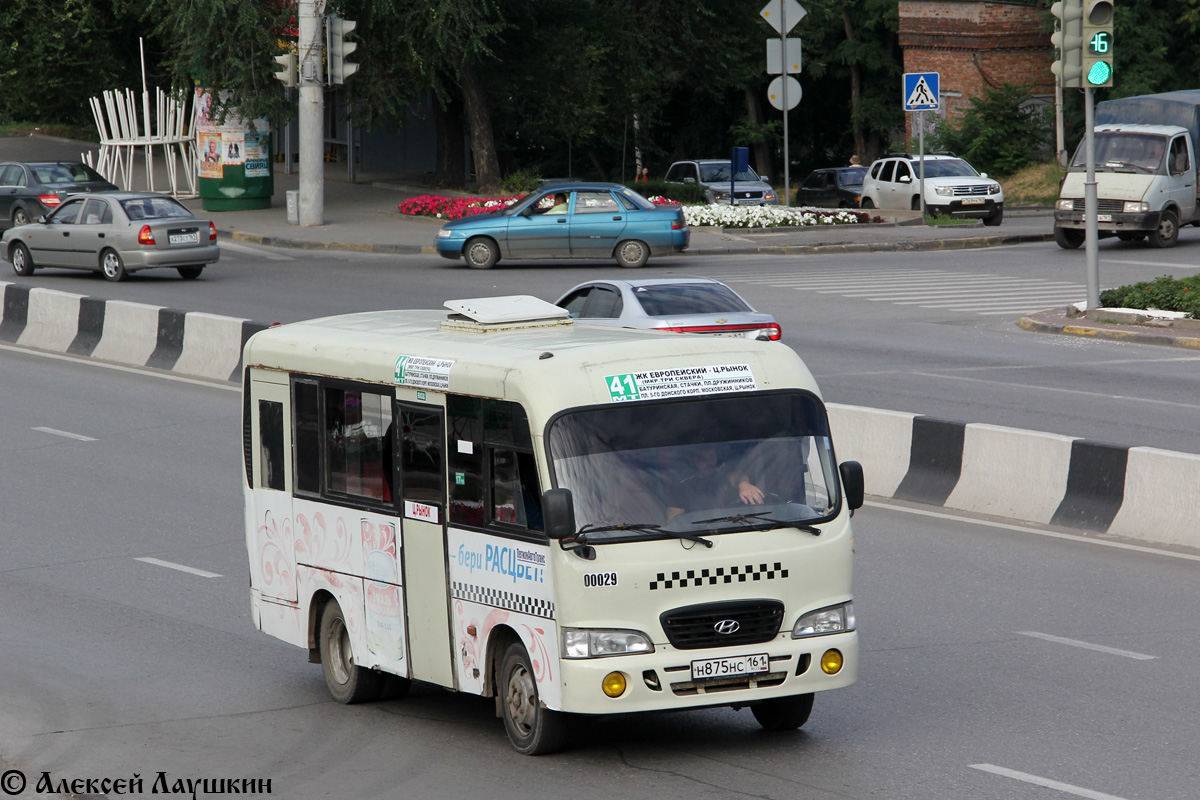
[863,501,1200,563]
[135,557,222,578]
[905,371,1200,413]
[0,343,240,392]
[969,764,1128,800]
[1108,258,1200,270]
[219,240,296,260]
[1015,631,1157,660]
[32,427,97,442]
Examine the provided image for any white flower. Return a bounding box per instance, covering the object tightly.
[681,203,861,228]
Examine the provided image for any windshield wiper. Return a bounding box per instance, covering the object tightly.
[693,511,821,536]
[577,522,713,548]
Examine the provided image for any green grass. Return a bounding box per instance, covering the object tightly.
[924,214,978,226]
[998,161,1064,206]
[0,122,99,142]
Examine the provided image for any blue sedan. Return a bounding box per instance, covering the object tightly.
[435,182,689,269]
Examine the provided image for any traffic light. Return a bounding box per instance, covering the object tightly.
[273,53,298,89]
[1050,0,1084,89]
[326,14,359,85]
[1082,0,1114,88]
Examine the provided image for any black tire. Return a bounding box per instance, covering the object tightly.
[860,198,875,209]
[10,242,34,277]
[1149,209,1179,248]
[12,206,30,228]
[500,642,566,755]
[1054,227,1084,250]
[464,237,499,269]
[177,266,204,280]
[983,208,1003,227]
[751,693,814,731]
[615,239,649,268]
[100,249,128,282]
[319,600,385,704]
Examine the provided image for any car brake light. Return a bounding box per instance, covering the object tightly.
[209,221,217,241]
[671,222,686,230]
[38,194,62,208]
[137,225,156,245]
[660,322,782,340]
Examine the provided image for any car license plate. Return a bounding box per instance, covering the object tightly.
[961,198,985,205]
[708,331,748,338]
[1097,214,1112,222]
[169,232,199,245]
[691,653,770,681]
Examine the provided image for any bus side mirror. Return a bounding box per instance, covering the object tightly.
[839,461,864,511]
[542,488,577,539]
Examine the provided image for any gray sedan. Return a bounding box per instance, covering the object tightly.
[2,192,220,281]
[554,278,781,340]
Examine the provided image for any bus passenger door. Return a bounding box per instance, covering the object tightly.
[247,377,298,606]
[395,399,456,689]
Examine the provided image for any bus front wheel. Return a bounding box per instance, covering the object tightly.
[751,693,814,731]
[319,600,384,704]
[500,642,566,755]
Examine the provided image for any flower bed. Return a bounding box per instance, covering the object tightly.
[682,204,866,228]
[398,194,520,220]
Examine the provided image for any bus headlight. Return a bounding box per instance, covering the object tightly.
[562,628,654,658]
[791,602,855,638]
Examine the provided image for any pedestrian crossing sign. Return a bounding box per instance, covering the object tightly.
[903,72,940,111]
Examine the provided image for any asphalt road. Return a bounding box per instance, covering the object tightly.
[1,348,1198,799]
[9,226,1200,454]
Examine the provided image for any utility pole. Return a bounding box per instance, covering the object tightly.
[298,0,324,226]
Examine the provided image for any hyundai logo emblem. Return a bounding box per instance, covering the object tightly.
[714,619,740,635]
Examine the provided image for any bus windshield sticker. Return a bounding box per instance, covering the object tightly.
[395,355,454,389]
[605,365,756,403]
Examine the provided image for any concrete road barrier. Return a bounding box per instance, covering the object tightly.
[2,279,1195,548]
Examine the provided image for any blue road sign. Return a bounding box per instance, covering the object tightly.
[903,72,940,111]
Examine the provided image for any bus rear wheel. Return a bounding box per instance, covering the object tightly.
[500,642,566,755]
[319,600,384,704]
[751,693,814,731]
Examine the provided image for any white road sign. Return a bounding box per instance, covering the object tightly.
[760,0,806,34]
[766,38,802,74]
[767,75,802,111]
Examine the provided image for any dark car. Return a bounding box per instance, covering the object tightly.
[0,162,118,230]
[795,167,867,208]
[435,183,688,269]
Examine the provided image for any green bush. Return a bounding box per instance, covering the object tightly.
[1099,274,1200,318]
[501,167,543,195]
[932,84,1050,177]
[629,179,708,204]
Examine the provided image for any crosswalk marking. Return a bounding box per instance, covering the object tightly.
[707,265,1087,316]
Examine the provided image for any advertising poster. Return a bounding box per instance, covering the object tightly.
[198,132,223,179]
[223,132,245,165]
[243,130,269,178]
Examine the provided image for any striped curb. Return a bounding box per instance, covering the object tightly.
[0,282,265,383]
[225,230,433,255]
[1019,315,1200,350]
[1,279,1193,547]
[827,404,1200,549]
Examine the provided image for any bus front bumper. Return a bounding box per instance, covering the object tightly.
[556,631,857,715]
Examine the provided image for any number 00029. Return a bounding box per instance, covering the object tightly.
[583,572,618,587]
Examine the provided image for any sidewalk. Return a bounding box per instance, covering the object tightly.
[2,133,1056,257]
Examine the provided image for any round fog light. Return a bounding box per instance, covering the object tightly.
[820,649,844,675]
[602,672,627,698]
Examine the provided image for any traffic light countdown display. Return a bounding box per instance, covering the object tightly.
[1082,0,1114,88]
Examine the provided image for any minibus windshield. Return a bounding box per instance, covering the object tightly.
[547,392,839,543]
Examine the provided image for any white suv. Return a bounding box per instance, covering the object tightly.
[860,154,1004,226]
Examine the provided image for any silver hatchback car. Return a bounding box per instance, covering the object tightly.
[554,278,781,340]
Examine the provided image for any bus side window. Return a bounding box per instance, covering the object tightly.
[258,400,285,491]
[448,395,484,527]
[448,395,542,534]
[323,387,392,501]
[398,405,445,508]
[294,380,320,495]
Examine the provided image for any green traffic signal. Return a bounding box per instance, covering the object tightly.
[1087,61,1113,86]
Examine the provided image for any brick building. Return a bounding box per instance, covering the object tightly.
[898,0,1054,139]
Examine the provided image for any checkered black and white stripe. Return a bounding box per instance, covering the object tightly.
[451,581,555,618]
[649,562,788,590]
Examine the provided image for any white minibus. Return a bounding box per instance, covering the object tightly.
[241,296,863,754]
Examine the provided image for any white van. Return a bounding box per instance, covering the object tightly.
[241,296,863,754]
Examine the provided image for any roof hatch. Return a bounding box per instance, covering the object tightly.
[441,295,573,333]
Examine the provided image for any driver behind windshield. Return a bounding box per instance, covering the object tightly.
[666,443,764,522]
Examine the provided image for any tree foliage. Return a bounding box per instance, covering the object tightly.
[933,84,1051,176]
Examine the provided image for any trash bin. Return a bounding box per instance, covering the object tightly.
[286,190,299,224]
